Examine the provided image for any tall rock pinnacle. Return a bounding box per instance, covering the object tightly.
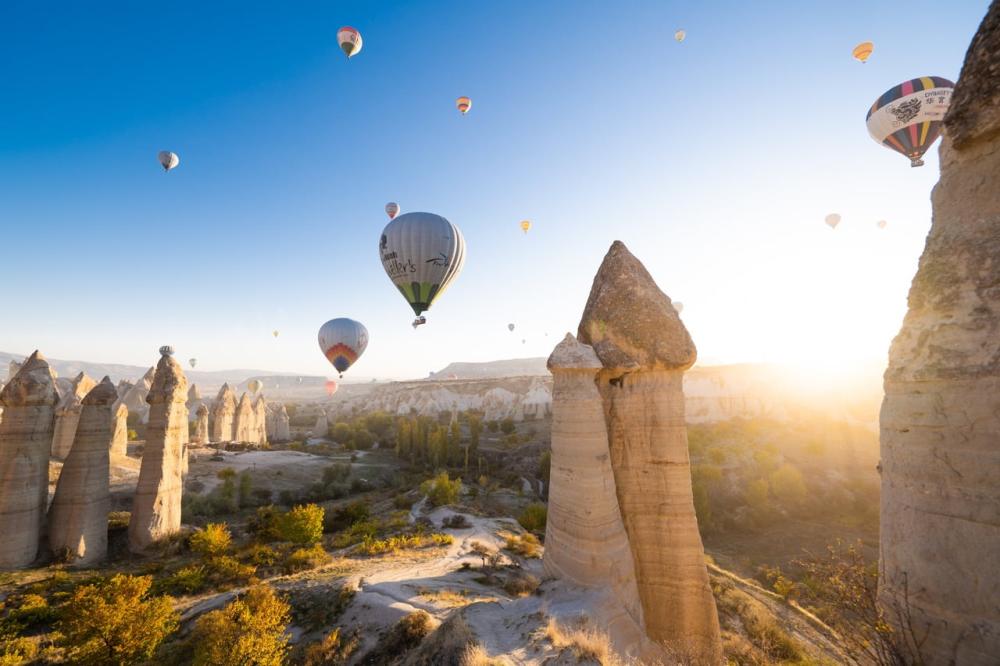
[568,241,721,660]
[128,350,188,552]
[210,383,236,443]
[879,3,1000,662]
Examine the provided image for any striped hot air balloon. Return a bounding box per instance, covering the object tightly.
[852,41,874,63]
[158,151,179,172]
[379,212,466,324]
[456,96,472,115]
[318,318,369,377]
[248,379,263,394]
[385,202,399,220]
[337,26,362,58]
[866,77,954,167]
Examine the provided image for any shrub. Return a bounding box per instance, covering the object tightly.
[359,611,434,665]
[442,513,471,529]
[503,571,541,597]
[7,594,57,630]
[358,532,453,556]
[504,532,542,559]
[393,494,415,510]
[322,463,352,484]
[291,584,356,633]
[248,505,282,541]
[192,586,290,666]
[517,503,547,533]
[251,487,273,505]
[60,574,178,665]
[190,523,232,558]
[280,504,325,544]
[164,565,207,595]
[127,429,138,441]
[769,463,807,505]
[108,511,131,530]
[420,472,461,507]
[326,501,371,532]
[217,468,237,481]
[303,627,360,666]
[278,490,298,506]
[243,543,280,568]
[285,544,331,573]
[499,418,515,434]
[544,618,617,665]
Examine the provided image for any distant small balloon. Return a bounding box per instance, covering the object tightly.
[385,202,399,220]
[248,379,263,394]
[189,358,197,368]
[337,26,362,58]
[157,151,179,172]
[273,330,279,338]
[522,339,526,344]
[825,213,841,229]
[674,29,686,42]
[852,41,874,63]
[877,220,888,229]
[508,323,515,332]
[520,220,531,234]
[456,96,472,115]
[325,379,338,396]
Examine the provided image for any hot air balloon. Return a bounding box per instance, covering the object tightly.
[520,220,531,234]
[337,26,362,58]
[456,96,472,115]
[522,339,526,344]
[508,323,515,332]
[385,202,399,220]
[852,41,874,63]
[877,220,888,229]
[318,318,369,378]
[675,29,686,42]
[673,302,684,314]
[297,377,303,384]
[866,77,954,167]
[189,358,197,369]
[379,212,466,327]
[825,214,841,229]
[273,330,279,338]
[157,151,179,172]
[248,379,263,394]
[325,380,338,397]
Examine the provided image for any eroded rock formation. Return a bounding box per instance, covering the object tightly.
[48,377,116,566]
[233,393,254,443]
[312,411,329,438]
[253,395,268,447]
[50,372,96,459]
[546,241,721,660]
[879,5,1000,662]
[110,403,128,460]
[0,351,59,568]
[266,402,291,442]
[210,383,236,443]
[128,350,187,552]
[193,404,209,445]
[119,367,154,424]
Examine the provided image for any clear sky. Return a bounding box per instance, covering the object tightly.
[0,0,989,380]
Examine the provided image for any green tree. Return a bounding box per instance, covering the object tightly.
[60,574,178,665]
[517,503,547,532]
[192,586,290,666]
[499,418,515,435]
[331,422,352,446]
[190,523,232,558]
[279,504,325,544]
[421,472,461,507]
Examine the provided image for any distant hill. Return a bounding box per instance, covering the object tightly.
[431,358,548,379]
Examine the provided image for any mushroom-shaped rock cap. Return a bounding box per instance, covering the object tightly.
[577,241,696,371]
[0,351,59,408]
[83,377,121,406]
[547,333,603,371]
[146,354,188,406]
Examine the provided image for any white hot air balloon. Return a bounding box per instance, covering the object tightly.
[385,202,400,220]
[379,212,466,327]
[825,213,841,229]
[318,318,369,378]
[675,29,686,42]
[248,379,263,394]
[337,26,362,58]
[158,151,179,172]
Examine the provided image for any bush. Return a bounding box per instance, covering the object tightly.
[393,494,415,510]
[770,463,807,505]
[517,503,547,533]
[192,586,290,666]
[326,501,371,532]
[6,594,57,630]
[280,504,325,544]
[358,532,453,556]
[243,543,280,568]
[190,523,232,558]
[164,565,207,595]
[503,571,541,597]
[304,627,359,666]
[359,611,434,665]
[322,463,352,485]
[442,514,471,529]
[291,584,356,633]
[60,574,178,665]
[504,532,542,559]
[420,472,461,507]
[285,544,331,573]
[499,418,515,435]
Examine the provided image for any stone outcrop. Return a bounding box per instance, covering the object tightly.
[48,377,116,566]
[128,350,187,552]
[879,5,1000,663]
[0,351,59,568]
[110,403,128,460]
[119,367,154,424]
[209,383,236,443]
[50,372,97,459]
[552,241,721,660]
[7,361,21,383]
[266,402,291,442]
[193,403,210,445]
[544,334,645,643]
[253,396,268,447]
[312,411,329,438]
[233,393,255,443]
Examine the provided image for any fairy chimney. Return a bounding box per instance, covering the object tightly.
[50,372,97,459]
[209,383,236,443]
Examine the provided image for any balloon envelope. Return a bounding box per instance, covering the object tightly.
[866,77,954,167]
[337,26,362,58]
[508,323,515,332]
[248,379,263,394]
[273,330,279,338]
[318,318,369,375]
[189,358,197,368]
[325,380,338,396]
[158,151,179,172]
[675,29,686,42]
[825,213,841,229]
[877,220,888,229]
[385,202,399,220]
[456,96,472,114]
[852,41,874,63]
[520,220,531,234]
[379,212,466,318]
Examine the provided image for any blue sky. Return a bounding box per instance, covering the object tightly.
[0,0,989,379]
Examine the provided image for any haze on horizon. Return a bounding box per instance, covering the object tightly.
[0,0,988,381]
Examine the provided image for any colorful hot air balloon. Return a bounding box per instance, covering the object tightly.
[325,379,338,396]
[866,77,954,167]
[318,318,369,377]
[385,202,399,220]
[379,212,466,325]
[337,26,362,58]
[158,151,179,172]
[877,220,888,229]
[456,96,472,115]
[674,29,686,42]
[248,379,263,394]
[508,323,515,332]
[520,220,531,234]
[852,41,874,63]
[273,330,279,338]
[189,358,197,369]
[826,213,841,229]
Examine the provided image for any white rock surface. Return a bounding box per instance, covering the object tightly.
[209,383,236,443]
[50,372,96,460]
